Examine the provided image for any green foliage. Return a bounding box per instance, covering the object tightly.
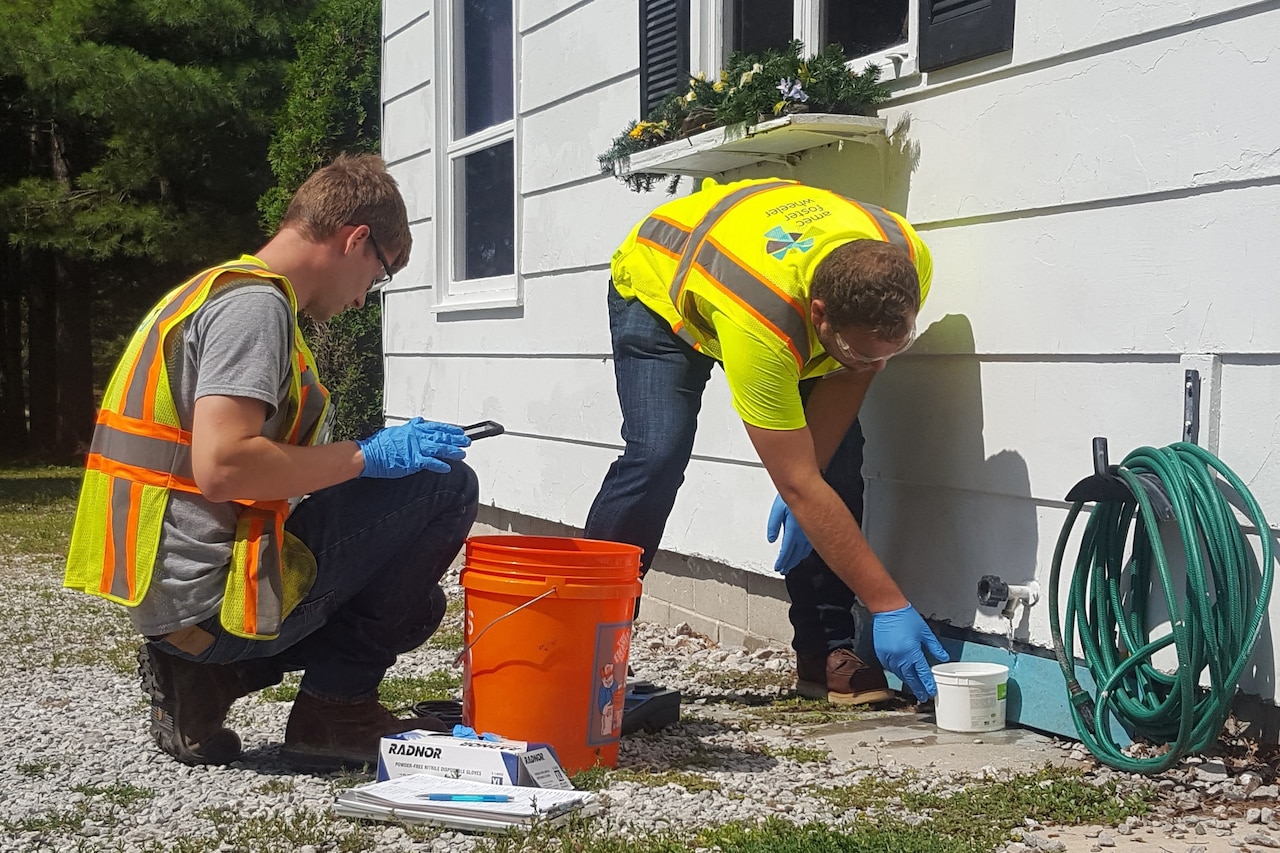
[258,0,382,231]
[812,765,1156,851]
[302,304,385,442]
[0,0,310,264]
[259,0,385,442]
[260,673,303,703]
[600,41,890,193]
[377,671,463,711]
[0,463,80,557]
[0,0,317,457]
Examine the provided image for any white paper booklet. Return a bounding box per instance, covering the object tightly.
[333,772,597,832]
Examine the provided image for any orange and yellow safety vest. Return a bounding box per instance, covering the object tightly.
[64,257,331,640]
[611,178,932,374]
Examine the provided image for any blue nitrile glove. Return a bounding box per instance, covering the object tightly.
[452,725,501,742]
[766,495,813,575]
[872,605,950,701]
[356,417,470,478]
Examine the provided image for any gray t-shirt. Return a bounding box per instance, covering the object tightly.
[129,282,295,636]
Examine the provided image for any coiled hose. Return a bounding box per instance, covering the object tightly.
[1049,442,1275,774]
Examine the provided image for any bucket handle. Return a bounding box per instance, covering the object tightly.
[452,587,557,668]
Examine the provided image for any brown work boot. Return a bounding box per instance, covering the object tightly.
[796,648,895,705]
[280,692,449,771]
[138,644,281,765]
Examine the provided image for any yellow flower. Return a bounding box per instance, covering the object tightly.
[628,125,645,139]
[684,90,697,102]
[713,80,726,92]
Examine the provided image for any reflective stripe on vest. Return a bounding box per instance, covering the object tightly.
[635,186,918,366]
[837,197,915,262]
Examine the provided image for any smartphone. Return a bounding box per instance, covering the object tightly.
[462,420,505,440]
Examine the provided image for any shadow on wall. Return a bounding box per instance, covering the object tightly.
[724,114,921,209]
[858,313,1040,639]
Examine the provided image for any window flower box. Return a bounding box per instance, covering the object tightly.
[619,112,888,178]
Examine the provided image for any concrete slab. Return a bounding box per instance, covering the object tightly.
[809,712,1083,776]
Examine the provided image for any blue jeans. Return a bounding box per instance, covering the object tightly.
[584,285,862,658]
[153,464,479,701]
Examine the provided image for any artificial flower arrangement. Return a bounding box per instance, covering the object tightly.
[599,40,892,193]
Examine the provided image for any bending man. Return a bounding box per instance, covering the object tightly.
[585,177,948,703]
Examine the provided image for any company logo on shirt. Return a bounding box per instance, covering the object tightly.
[765,225,824,259]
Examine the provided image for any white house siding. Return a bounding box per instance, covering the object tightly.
[382,1,1280,702]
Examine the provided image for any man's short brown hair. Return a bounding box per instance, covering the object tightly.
[810,240,920,339]
[280,153,412,273]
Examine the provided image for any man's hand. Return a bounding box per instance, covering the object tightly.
[356,418,470,478]
[872,605,949,700]
[766,495,814,575]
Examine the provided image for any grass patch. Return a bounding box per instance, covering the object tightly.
[737,696,875,729]
[0,463,80,558]
[613,768,722,792]
[3,806,90,834]
[260,671,461,711]
[52,631,139,675]
[762,744,831,763]
[72,781,155,807]
[2,781,153,836]
[379,671,462,711]
[427,596,464,651]
[694,665,795,694]
[567,764,721,793]
[472,814,992,853]
[16,759,61,778]
[254,778,297,795]
[169,807,375,853]
[812,764,1155,851]
[260,673,302,703]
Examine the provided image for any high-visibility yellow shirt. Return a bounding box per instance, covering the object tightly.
[611,178,932,430]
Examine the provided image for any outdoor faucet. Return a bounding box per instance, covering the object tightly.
[976,575,1040,619]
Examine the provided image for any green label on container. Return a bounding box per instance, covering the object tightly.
[997,682,1007,700]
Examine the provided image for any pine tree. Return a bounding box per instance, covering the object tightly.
[259,0,385,442]
[0,0,315,459]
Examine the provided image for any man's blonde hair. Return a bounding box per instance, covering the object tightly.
[280,153,412,272]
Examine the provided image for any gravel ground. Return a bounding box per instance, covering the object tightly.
[2,553,1277,853]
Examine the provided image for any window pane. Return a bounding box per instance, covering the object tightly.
[823,1,909,58]
[454,141,514,281]
[731,0,793,54]
[455,0,513,137]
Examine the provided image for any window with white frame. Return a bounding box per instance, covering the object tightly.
[697,0,919,81]
[435,0,518,310]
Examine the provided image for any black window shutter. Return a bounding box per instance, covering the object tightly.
[639,0,690,117]
[919,0,1015,72]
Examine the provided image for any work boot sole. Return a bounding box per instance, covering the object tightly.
[138,646,242,765]
[796,679,895,706]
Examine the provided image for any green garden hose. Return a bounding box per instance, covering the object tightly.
[1049,441,1275,774]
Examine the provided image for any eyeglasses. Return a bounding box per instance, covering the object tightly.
[832,326,917,365]
[367,232,394,288]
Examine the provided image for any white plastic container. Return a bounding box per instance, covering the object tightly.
[932,662,1009,732]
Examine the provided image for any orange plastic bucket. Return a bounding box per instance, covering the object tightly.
[460,535,643,773]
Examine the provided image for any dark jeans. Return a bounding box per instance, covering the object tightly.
[584,285,863,658]
[152,464,479,701]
